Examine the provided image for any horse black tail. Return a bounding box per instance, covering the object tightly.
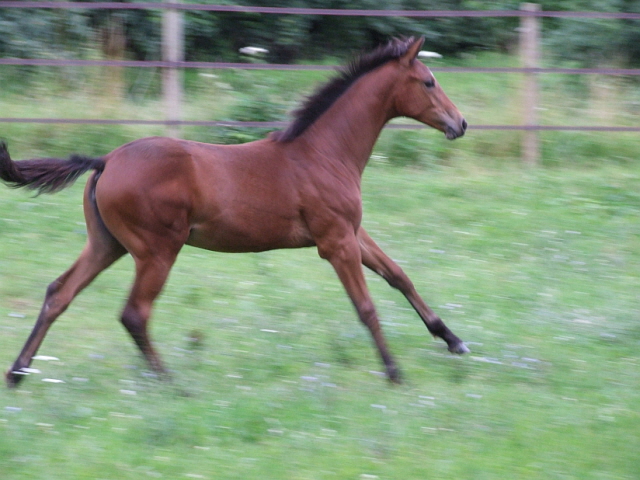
[0,141,105,195]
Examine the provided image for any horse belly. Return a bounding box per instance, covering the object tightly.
[186,213,314,253]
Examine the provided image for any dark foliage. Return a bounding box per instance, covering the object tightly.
[0,1,638,71]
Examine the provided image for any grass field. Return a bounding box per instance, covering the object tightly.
[1,159,639,479]
[1,53,639,479]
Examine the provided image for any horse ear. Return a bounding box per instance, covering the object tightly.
[400,36,425,66]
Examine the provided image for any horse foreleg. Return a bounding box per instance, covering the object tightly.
[119,255,177,377]
[6,241,125,387]
[357,227,469,355]
[319,231,401,383]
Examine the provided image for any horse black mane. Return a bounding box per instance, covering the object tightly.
[270,37,415,143]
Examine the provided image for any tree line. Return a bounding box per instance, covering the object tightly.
[0,0,639,67]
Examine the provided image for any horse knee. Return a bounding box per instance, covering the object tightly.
[356,300,378,327]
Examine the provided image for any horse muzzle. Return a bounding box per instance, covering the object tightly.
[445,118,467,140]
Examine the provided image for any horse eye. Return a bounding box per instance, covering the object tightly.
[424,79,435,88]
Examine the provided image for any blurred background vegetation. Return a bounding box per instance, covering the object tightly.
[1,0,639,67]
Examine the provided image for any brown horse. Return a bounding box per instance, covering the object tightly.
[1,37,467,388]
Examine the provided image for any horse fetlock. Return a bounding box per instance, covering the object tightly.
[425,316,449,337]
[425,316,469,354]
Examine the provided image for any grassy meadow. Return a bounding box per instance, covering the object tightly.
[1,53,639,479]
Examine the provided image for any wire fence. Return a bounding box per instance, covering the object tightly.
[1,57,640,77]
[1,2,639,142]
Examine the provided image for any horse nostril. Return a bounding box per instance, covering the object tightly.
[462,119,468,131]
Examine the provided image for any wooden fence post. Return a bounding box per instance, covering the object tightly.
[162,0,184,138]
[520,3,540,165]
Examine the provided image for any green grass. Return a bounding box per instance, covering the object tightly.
[1,160,639,479]
[1,52,640,479]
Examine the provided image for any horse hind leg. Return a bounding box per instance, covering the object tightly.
[6,239,125,387]
[119,254,178,377]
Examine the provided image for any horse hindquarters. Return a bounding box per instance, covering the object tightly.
[94,152,194,375]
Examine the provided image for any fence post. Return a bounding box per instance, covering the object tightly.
[520,3,540,165]
[162,0,184,138]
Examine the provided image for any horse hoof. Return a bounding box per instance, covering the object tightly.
[387,366,403,384]
[449,342,470,355]
[5,369,25,388]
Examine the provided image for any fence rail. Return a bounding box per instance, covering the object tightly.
[1,58,640,77]
[1,2,639,163]
[0,118,638,133]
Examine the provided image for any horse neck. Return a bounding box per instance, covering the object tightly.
[297,65,399,176]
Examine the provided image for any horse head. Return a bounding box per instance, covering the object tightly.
[391,37,467,140]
